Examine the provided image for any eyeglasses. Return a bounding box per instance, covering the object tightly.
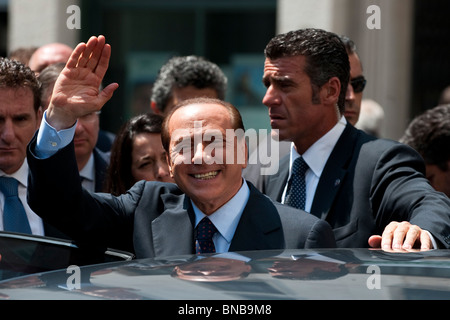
[350,76,366,93]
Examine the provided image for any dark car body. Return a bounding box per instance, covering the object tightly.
[0,247,449,300]
[0,231,134,283]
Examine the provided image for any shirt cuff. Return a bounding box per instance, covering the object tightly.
[35,110,77,159]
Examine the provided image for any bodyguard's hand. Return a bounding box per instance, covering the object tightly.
[368,221,433,251]
[46,35,119,131]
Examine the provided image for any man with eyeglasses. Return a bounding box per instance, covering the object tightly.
[74,110,110,192]
[254,28,450,250]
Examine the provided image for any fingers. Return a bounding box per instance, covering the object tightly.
[76,36,98,68]
[94,43,112,80]
[374,221,432,251]
[419,231,432,250]
[368,235,382,248]
[66,41,86,69]
[66,35,108,71]
[86,36,106,70]
[98,82,119,106]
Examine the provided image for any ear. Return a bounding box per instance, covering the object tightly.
[243,142,248,169]
[151,101,161,114]
[165,152,174,178]
[321,76,341,105]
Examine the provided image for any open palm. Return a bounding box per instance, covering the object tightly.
[46,35,119,131]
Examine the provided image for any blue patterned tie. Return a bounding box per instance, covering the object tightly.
[195,217,217,254]
[285,157,309,210]
[0,176,32,234]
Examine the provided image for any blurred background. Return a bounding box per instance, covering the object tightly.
[1,0,450,140]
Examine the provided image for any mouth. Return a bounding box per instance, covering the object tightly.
[269,112,284,120]
[191,170,219,180]
[269,113,286,126]
[344,111,356,117]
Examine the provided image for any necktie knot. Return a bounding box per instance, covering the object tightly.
[195,217,217,254]
[292,157,308,177]
[0,176,19,197]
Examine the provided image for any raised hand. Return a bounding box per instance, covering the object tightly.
[46,35,119,131]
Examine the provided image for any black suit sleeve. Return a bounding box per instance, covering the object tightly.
[367,141,450,248]
[304,219,337,248]
[26,134,136,250]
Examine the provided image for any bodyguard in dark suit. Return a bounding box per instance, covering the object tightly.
[26,36,335,258]
[260,124,450,248]
[249,28,450,249]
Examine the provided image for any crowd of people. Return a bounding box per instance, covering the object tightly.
[1,28,450,260]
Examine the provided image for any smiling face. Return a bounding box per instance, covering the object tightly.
[166,102,247,214]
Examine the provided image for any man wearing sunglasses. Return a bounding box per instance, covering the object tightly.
[341,36,366,126]
[256,28,450,250]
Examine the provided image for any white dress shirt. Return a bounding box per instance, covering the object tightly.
[191,180,250,253]
[281,117,347,212]
[79,153,96,192]
[0,160,45,235]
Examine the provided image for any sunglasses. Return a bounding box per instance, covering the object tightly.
[350,76,367,93]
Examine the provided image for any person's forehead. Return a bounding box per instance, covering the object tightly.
[263,55,307,80]
[0,87,35,112]
[172,103,230,124]
[168,103,232,138]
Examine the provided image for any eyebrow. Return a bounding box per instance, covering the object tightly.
[262,75,295,87]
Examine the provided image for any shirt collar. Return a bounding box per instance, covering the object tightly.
[191,179,250,244]
[290,117,347,178]
[0,159,29,187]
[79,153,95,181]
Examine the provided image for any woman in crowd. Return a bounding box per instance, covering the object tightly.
[104,113,174,195]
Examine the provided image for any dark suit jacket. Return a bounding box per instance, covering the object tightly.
[26,135,336,259]
[258,124,450,248]
[92,148,109,192]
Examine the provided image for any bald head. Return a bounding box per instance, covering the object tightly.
[28,43,73,73]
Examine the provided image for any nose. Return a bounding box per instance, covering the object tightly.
[75,121,85,134]
[262,85,280,107]
[192,141,206,165]
[155,161,171,181]
[0,119,15,143]
[346,83,355,100]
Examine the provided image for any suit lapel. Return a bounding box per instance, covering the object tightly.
[310,125,357,220]
[229,182,285,251]
[93,148,109,192]
[264,156,290,202]
[152,195,195,257]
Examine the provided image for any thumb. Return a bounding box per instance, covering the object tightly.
[368,235,382,248]
[98,82,119,105]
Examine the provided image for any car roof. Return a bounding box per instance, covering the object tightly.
[1,248,449,300]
